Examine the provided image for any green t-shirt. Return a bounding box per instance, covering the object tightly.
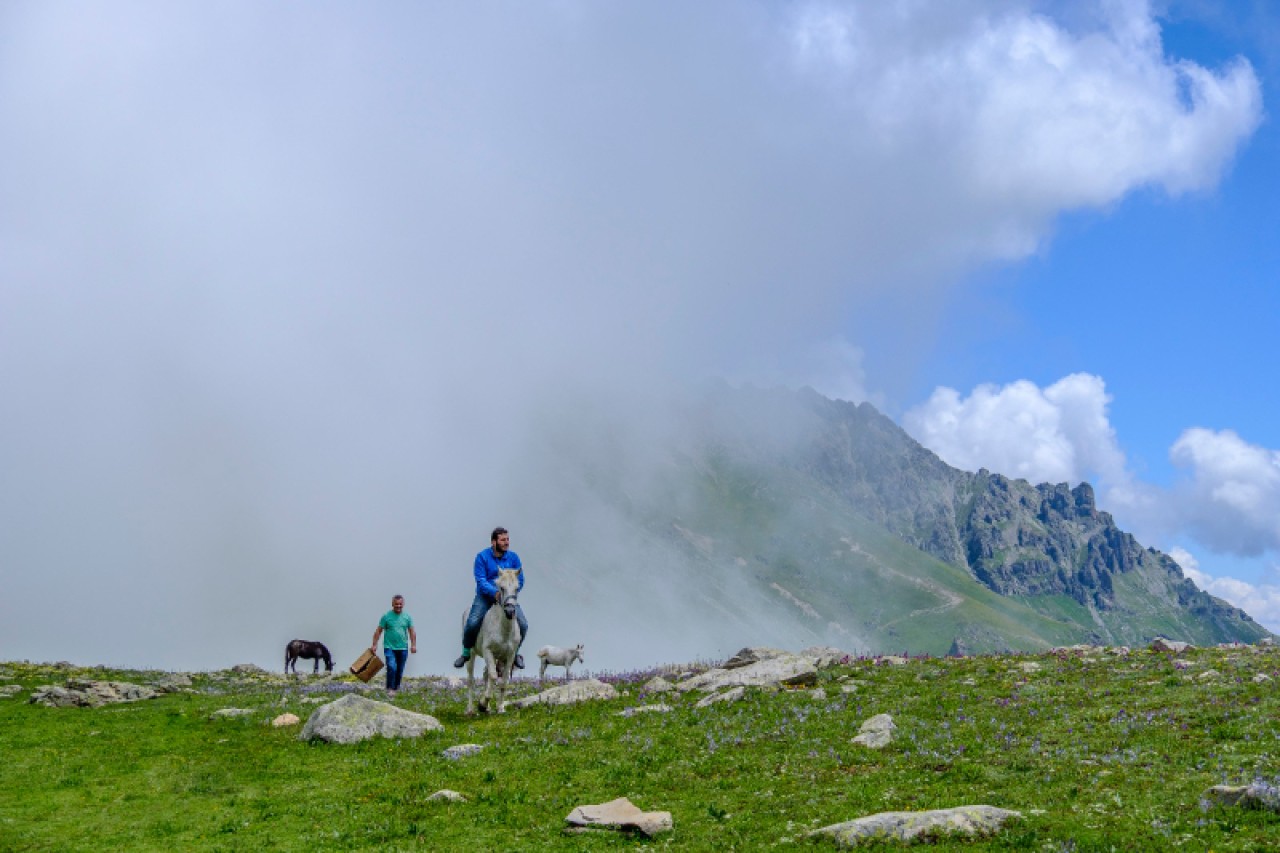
[378,610,414,651]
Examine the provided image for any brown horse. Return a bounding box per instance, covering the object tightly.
[285,639,334,675]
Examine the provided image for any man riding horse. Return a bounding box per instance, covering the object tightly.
[454,526,529,670]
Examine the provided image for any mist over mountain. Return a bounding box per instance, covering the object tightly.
[507,382,1267,663]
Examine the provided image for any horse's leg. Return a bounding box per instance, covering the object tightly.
[465,655,477,715]
[539,658,547,683]
[480,650,497,714]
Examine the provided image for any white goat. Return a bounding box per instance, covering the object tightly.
[536,643,584,681]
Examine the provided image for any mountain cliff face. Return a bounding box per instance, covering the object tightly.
[670,384,1268,650]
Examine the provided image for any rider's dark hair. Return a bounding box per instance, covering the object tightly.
[491,526,508,543]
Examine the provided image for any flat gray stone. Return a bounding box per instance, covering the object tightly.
[619,703,673,717]
[442,744,484,760]
[809,805,1021,846]
[210,708,255,719]
[428,789,467,802]
[565,797,672,837]
[695,686,746,708]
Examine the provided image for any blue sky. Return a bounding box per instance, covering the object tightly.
[2,1,1279,668]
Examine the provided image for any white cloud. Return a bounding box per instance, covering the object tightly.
[1170,547,1280,634]
[902,373,1127,485]
[1169,428,1280,555]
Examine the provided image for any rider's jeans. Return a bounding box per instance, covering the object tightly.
[385,647,408,690]
[462,593,528,651]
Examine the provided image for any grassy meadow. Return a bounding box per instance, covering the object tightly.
[3,645,1280,851]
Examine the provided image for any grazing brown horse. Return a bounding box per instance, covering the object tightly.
[285,639,334,675]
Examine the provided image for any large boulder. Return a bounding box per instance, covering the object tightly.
[299,694,442,743]
[809,805,1021,846]
[513,678,619,708]
[676,654,818,693]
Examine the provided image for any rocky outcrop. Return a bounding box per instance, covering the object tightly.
[29,680,158,708]
[514,678,619,708]
[676,653,818,693]
[299,694,442,743]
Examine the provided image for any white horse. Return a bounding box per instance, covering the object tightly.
[464,569,522,715]
[537,643,584,682]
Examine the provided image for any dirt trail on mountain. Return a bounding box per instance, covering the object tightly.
[840,537,964,629]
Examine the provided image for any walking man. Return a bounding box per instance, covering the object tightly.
[454,526,529,670]
[372,594,416,698]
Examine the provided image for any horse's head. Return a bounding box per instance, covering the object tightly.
[572,643,584,663]
[495,569,520,619]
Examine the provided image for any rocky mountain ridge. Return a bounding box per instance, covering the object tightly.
[678,384,1266,650]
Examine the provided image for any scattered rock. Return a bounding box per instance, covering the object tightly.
[272,713,301,727]
[801,645,852,669]
[642,676,674,694]
[0,685,23,698]
[299,694,443,743]
[1258,637,1275,647]
[210,708,255,719]
[809,805,1022,846]
[442,744,484,760]
[852,713,897,749]
[877,655,910,666]
[695,686,746,708]
[1252,673,1272,683]
[231,663,268,674]
[565,797,672,837]
[1051,644,1103,655]
[618,704,673,717]
[428,789,467,802]
[1202,784,1280,813]
[1196,669,1221,681]
[513,678,619,708]
[722,647,788,669]
[29,680,158,708]
[1151,638,1193,654]
[152,674,193,692]
[1017,661,1041,673]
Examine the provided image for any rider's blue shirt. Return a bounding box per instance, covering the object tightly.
[474,547,523,598]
